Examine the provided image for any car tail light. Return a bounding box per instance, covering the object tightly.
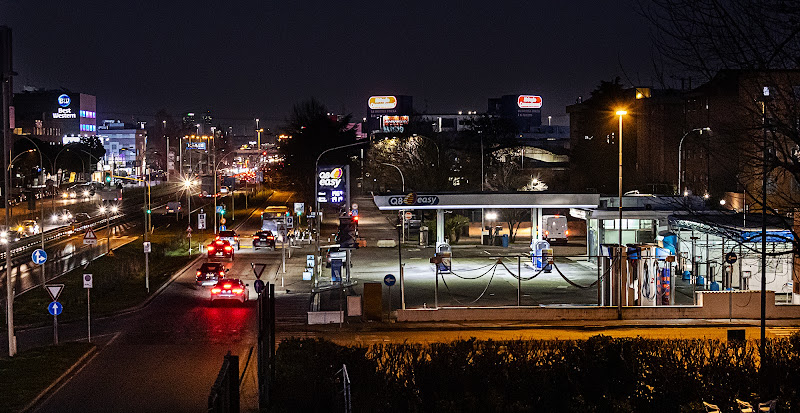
[233,288,243,294]
[545,230,549,236]
[211,288,221,294]
[253,236,259,240]
[267,236,274,240]
[565,230,569,236]
[196,271,201,276]
[207,246,214,252]
[235,236,239,241]
[219,271,225,276]
[223,283,232,289]
[224,246,232,251]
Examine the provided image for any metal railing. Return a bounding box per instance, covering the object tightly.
[208,351,240,413]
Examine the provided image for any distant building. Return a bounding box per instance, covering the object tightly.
[13,89,97,144]
[366,95,414,134]
[487,94,543,136]
[97,120,147,177]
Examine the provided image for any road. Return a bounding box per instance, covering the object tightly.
[25,191,294,412]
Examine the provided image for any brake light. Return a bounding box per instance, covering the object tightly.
[211,288,221,294]
[254,236,259,240]
[219,271,225,276]
[545,230,549,236]
[207,246,214,252]
[233,288,243,294]
[224,246,232,251]
[196,271,201,276]
[565,230,569,236]
[223,283,232,289]
[235,236,239,241]
[267,236,274,240]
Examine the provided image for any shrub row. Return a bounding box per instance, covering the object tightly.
[271,335,800,412]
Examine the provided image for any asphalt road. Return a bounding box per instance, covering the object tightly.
[27,193,294,413]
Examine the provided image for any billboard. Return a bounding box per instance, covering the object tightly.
[368,96,397,110]
[517,95,543,109]
[316,165,349,209]
[381,115,409,132]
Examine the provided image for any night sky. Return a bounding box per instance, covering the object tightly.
[0,0,653,128]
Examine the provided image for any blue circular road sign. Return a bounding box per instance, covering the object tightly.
[383,274,396,287]
[32,249,48,265]
[48,301,63,316]
[254,279,265,294]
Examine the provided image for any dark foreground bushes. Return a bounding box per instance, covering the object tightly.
[271,335,800,412]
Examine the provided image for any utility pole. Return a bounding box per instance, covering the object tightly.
[760,88,771,357]
[1,25,16,356]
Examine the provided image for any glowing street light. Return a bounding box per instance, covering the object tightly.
[615,109,627,320]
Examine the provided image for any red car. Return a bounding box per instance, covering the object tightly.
[210,279,250,304]
[207,239,234,259]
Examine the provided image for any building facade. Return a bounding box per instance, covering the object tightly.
[97,120,147,177]
[13,89,97,143]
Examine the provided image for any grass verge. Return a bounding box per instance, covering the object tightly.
[13,228,199,327]
[0,342,94,412]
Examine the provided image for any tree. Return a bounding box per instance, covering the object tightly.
[365,135,445,193]
[279,98,356,201]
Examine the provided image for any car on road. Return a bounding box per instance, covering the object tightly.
[17,220,40,237]
[73,212,91,223]
[51,210,74,224]
[166,201,182,214]
[210,278,250,304]
[252,230,276,250]
[217,230,240,250]
[196,262,228,286]
[325,247,351,268]
[207,239,234,259]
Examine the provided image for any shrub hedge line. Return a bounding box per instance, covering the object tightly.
[272,335,800,412]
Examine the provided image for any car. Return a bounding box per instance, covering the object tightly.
[17,220,40,237]
[210,278,250,304]
[0,228,20,244]
[207,239,234,259]
[217,230,240,250]
[325,247,350,268]
[166,201,182,214]
[252,230,276,250]
[73,212,91,223]
[51,209,74,224]
[196,262,228,286]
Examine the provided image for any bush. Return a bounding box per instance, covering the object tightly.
[271,335,797,412]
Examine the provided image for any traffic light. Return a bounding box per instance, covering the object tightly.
[337,217,358,249]
[104,171,112,185]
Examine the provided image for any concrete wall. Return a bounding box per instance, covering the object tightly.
[396,291,800,322]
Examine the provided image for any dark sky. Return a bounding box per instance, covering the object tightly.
[0,0,654,128]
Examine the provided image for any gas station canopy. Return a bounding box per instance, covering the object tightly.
[373,193,600,210]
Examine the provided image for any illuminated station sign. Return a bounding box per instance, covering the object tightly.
[517,95,543,109]
[368,96,398,110]
[317,165,349,207]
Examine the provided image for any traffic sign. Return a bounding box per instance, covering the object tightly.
[384,274,396,287]
[186,225,192,233]
[405,211,412,220]
[216,206,225,214]
[45,284,65,301]
[254,279,265,294]
[219,225,227,231]
[198,213,207,230]
[294,202,305,215]
[251,263,267,279]
[351,203,358,210]
[286,216,294,228]
[351,209,358,216]
[48,301,63,316]
[220,217,226,225]
[143,241,151,253]
[83,229,98,245]
[725,252,738,264]
[32,249,47,265]
[83,274,93,288]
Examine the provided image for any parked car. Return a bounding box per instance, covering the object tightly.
[196,262,228,286]
[209,278,250,304]
[207,239,234,259]
[252,230,276,250]
[217,230,240,250]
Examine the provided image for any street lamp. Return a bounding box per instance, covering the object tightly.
[677,127,712,195]
[615,109,626,319]
[99,205,118,255]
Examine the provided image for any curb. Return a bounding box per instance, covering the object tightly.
[21,345,98,413]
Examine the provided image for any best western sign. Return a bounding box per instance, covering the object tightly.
[53,94,76,119]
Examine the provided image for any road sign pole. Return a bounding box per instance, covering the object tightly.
[435,266,439,309]
[87,289,91,343]
[400,263,406,310]
[145,251,150,293]
[53,313,58,346]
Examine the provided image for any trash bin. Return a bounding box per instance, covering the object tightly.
[419,226,428,246]
[501,234,509,248]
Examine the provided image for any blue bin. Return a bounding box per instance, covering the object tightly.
[682,270,691,280]
[501,234,509,248]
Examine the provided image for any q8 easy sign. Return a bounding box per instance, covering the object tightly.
[317,165,349,208]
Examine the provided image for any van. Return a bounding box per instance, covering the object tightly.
[542,215,569,244]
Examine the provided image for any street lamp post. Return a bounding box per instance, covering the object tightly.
[615,109,627,320]
[381,162,405,243]
[9,149,46,287]
[99,205,118,255]
[677,127,711,195]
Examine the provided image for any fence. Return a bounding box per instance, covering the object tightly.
[208,351,239,413]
